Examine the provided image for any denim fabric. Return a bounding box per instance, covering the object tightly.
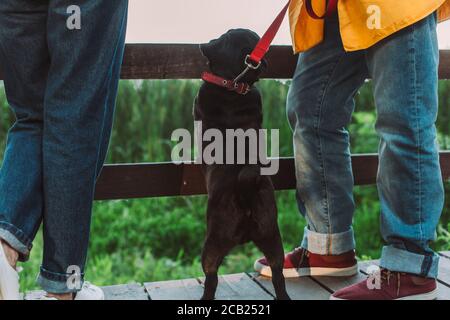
[0,0,128,293]
[287,12,443,278]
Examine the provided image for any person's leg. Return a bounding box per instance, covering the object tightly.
[36,0,128,294]
[331,12,442,300]
[366,12,443,278]
[287,14,368,256]
[255,13,368,278]
[0,0,49,261]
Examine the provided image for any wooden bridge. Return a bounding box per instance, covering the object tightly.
[24,252,450,300]
[4,44,449,300]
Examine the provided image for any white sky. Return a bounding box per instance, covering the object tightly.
[125,0,450,49]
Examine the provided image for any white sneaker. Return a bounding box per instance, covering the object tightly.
[74,282,105,300]
[0,243,20,300]
[27,281,104,300]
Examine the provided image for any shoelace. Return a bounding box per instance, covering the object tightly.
[379,269,402,297]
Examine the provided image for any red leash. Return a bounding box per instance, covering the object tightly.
[246,1,291,69]
[246,0,338,68]
[202,0,338,95]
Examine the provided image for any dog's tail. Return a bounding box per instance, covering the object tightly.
[237,165,261,214]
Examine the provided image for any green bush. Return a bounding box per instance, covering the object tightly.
[0,79,449,291]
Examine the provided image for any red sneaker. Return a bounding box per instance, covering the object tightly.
[330,268,438,300]
[254,248,358,278]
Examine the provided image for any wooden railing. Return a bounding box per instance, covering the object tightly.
[3,45,449,199]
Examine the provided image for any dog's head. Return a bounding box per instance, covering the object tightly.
[200,29,268,85]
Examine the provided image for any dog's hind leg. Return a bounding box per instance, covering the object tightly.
[200,237,230,300]
[255,233,290,300]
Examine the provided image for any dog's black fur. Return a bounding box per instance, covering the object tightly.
[194,29,289,300]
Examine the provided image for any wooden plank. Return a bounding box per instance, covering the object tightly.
[437,284,450,300]
[437,255,450,287]
[24,284,149,300]
[440,50,450,79]
[249,273,331,300]
[439,254,450,300]
[120,45,450,80]
[102,283,149,300]
[94,152,450,200]
[197,273,273,300]
[0,45,449,80]
[119,44,298,80]
[310,261,372,293]
[144,278,204,300]
[120,44,207,80]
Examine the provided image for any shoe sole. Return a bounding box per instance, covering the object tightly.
[329,288,438,300]
[254,261,359,278]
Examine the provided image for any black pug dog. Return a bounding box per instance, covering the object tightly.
[194,29,290,300]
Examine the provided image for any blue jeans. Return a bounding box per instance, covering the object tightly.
[0,0,128,293]
[287,12,444,278]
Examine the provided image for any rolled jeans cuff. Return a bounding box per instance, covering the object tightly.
[301,226,356,255]
[0,221,32,261]
[380,246,439,279]
[37,266,85,294]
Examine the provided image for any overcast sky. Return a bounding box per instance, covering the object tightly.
[126,0,450,48]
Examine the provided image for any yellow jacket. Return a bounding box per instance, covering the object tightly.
[289,0,450,53]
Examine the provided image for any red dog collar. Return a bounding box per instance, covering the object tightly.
[201,72,251,95]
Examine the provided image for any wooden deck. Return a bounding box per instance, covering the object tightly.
[23,251,450,300]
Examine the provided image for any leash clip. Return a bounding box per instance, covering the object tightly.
[233,55,262,83]
[245,55,262,70]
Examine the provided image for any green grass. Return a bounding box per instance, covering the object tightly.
[0,80,449,291]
